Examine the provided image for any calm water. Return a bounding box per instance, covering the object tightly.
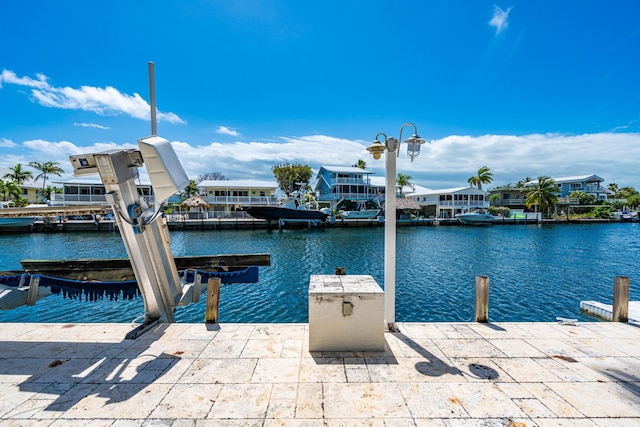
[1,223,639,323]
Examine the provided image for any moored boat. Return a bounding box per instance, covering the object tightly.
[0,201,37,229]
[244,189,328,222]
[457,210,495,226]
[338,199,381,219]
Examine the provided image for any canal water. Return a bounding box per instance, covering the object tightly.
[1,223,638,323]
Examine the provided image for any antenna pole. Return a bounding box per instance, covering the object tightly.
[148,61,157,136]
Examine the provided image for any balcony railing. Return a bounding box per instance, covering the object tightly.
[203,195,278,205]
[328,177,370,185]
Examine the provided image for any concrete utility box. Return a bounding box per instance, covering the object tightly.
[308,274,385,352]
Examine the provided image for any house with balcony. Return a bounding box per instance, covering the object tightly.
[51,176,154,206]
[406,186,490,219]
[198,179,278,217]
[533,174,609,201]
[314,166,381,209]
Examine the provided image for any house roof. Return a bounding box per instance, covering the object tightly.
[198,180,277,189]
[54,175,152,185]
[409,186,488,197]
[317,166,374,175]
[394,198,421,210]
[527,175,604,185]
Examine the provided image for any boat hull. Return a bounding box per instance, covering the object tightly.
[457,213,495,226]
[244,206,328,222]
[341,209,381,219]
[0,217,37,229]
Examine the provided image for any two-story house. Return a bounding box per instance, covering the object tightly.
[314,166,380,209]
[198,179,278,218]
[406,186,490,219]
[51,176,154,206]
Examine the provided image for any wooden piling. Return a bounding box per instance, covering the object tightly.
[613,276,629,322]
[205,277,221,324]
[474,276,489,323]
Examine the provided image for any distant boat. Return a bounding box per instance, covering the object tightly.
[244,189,328,223]
[338,199,381,219]
[0,201,37,229]
[457,210,495,226]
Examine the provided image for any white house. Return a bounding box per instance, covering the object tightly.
[406,186,490,218]
[198,179,278,217]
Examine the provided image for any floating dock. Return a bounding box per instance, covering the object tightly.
[580,300,640,322]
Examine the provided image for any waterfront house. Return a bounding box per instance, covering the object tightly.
[406,186,490,218]
[51,176,154,206]
[198,179,278,218]
[530,174,609,201]
[314,166,380,209]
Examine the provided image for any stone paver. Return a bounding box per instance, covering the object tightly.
[0,321,639,426]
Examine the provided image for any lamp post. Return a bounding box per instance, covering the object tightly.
[367,122,425,332]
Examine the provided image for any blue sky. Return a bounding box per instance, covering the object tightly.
[1,1,640,189]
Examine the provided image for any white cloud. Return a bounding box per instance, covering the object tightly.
[0,69,185,124]
[6,132,640,190]
[73,122,110,130]
[489,6,511,35]
[0,138,17,148]
[215,126,241,137]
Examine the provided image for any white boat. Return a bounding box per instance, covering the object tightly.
[0,201,38,229]
[338,199,381,219]
[457,210,495,226]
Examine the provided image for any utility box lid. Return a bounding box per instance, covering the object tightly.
[309,275,384,296]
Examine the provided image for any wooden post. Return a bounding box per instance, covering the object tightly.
[613,276,629,322]
[474,276,489,323]
[205,278,221,324]
[334,267,346,275]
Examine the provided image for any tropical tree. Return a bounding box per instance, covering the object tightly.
[0,179,21,201]
[568,191,597,205]
[196,171,226,183]
[489,193,501,205]
[2,163,33,185]
[396,173,412,195]
[29,161,64,191]
[524,176,559,215]
[40,185,62,201]
[516,177,532,188]
[181,179,200,198]
[271,163,313,196]
[607,183,619,199]
[467,166,493,190]
[353,159,367,169]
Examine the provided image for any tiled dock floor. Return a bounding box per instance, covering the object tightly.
[1,321,639,426]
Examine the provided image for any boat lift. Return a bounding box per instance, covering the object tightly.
[66,63,200,336]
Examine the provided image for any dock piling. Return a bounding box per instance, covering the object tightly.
[474,276,489,322]
[205,277,221,323]
[613,276,629,322]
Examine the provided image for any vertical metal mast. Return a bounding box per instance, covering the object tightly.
[149,61,157,136]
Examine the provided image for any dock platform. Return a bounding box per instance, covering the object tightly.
[580,300,640,322]
[1,321,639,425]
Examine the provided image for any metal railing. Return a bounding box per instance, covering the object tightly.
[203,195,277,205]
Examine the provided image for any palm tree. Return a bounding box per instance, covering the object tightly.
[353,159,367,169]
[2,163,33,185]
[524,176,559,215]
[396,173,412,196]
[607,183,619,199]
[516,177,532,188]
[29,161,64,191]
[182,179,200,198]
[0,179,22,202]
[467,166,493,190]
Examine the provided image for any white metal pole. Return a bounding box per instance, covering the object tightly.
[384,138,397,331]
